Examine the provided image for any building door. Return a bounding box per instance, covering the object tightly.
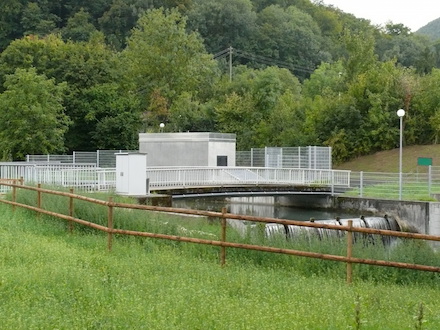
[217,156,228,166]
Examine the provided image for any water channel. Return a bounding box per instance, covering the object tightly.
[173,195,401,243]
[173,196,360,221]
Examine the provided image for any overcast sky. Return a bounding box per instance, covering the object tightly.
[322,0,439,31]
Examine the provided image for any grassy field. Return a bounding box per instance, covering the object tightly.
[335,144,440,173]
[1,190,440,329]
[333,144,440,200]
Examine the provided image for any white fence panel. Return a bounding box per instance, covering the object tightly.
[1,163,350,194]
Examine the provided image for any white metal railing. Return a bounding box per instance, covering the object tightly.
[0,164,350,193]
[0,163,98,193]
[144,167,350,190]
[4,162,440,200]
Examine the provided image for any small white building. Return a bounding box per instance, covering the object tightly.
[139,132,236,167]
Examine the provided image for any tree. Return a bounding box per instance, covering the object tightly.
[0,34,67,88]
[215,92,258,150]
[0,68,70,160]
[0,0,26,51]
[52,0,113,24]
[252,0,314,12]
[20,2,59,37]
[80,83,142,149]
[98,0,145,50]
[303,57,411,163]
[61,8,98,42]
[302,61,345,99]
[383,23,411,36]
[122,8,219,131]
[376,30,433,71]
[215,66,303,149]
[412,69,440,144]
[168,92,216,132]
[255,5,323,77]
[186,0,257,53]
[342,29,377,82]
[0,34,120,151]
[98,0,185,50]
[261,89,310,147]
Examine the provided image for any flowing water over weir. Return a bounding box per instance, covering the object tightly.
[174,196,403,244]
[264,216,401,244]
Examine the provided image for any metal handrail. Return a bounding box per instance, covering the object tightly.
[1,164,351,193]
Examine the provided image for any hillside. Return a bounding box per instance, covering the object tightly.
[335,144,440,173]
[416,17,440,40]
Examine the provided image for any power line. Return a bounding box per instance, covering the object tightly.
[213,48,230,59]
[213,47,316,75]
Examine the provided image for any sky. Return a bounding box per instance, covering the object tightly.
[322,0,439,31]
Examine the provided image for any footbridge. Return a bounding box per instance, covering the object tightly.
[0,163,350,195]
[143,167,350,195]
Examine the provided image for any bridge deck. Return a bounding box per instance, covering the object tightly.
[0,165,351,194]
[160,184,334,197]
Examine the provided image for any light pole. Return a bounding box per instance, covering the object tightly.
[397,109,405,200]
[159,123,165,133]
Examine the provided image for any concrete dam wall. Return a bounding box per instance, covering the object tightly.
[276,195,440,237]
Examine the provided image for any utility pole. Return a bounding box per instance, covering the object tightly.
[229,46,233,82]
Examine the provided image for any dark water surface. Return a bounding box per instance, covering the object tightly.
[173,196,361,221]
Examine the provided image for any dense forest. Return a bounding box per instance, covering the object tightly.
[1,0,440,163]
[417,18,440,41]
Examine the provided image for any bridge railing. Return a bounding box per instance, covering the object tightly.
[1,163,350,193]
[0,163,99,193]
[145,167,351,190]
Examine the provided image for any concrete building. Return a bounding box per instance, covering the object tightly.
[139,132,236,167]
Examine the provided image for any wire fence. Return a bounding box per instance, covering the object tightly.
[26,150,137,168]
[346,169,440,200]
[236,146,332,169]
[27,147,331,170]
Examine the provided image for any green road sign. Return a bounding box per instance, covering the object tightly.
[417,157,432,166]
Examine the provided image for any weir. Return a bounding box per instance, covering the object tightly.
[265,216,401,244]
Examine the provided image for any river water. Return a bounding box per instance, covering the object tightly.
[173,196,360,221]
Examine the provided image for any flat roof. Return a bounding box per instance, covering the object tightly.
[139,132,236,143]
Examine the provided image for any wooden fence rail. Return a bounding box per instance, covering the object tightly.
[1,181,439,284]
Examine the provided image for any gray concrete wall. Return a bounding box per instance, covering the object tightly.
[277,195,440,235]
[139,132,236,167]
[334,197,429,234]
[208,140,236,166]
[429,203,440,249]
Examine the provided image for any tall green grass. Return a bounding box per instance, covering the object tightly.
[1,188,440,328]
[8,187,440,284]
[1,203,440,329]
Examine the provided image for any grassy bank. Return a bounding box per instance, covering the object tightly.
[1,195,440,329]
[335,144,440,173]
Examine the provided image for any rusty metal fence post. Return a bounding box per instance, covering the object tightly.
[107,197,114,251]
[346,220,353,284]
[220,207,227,266]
